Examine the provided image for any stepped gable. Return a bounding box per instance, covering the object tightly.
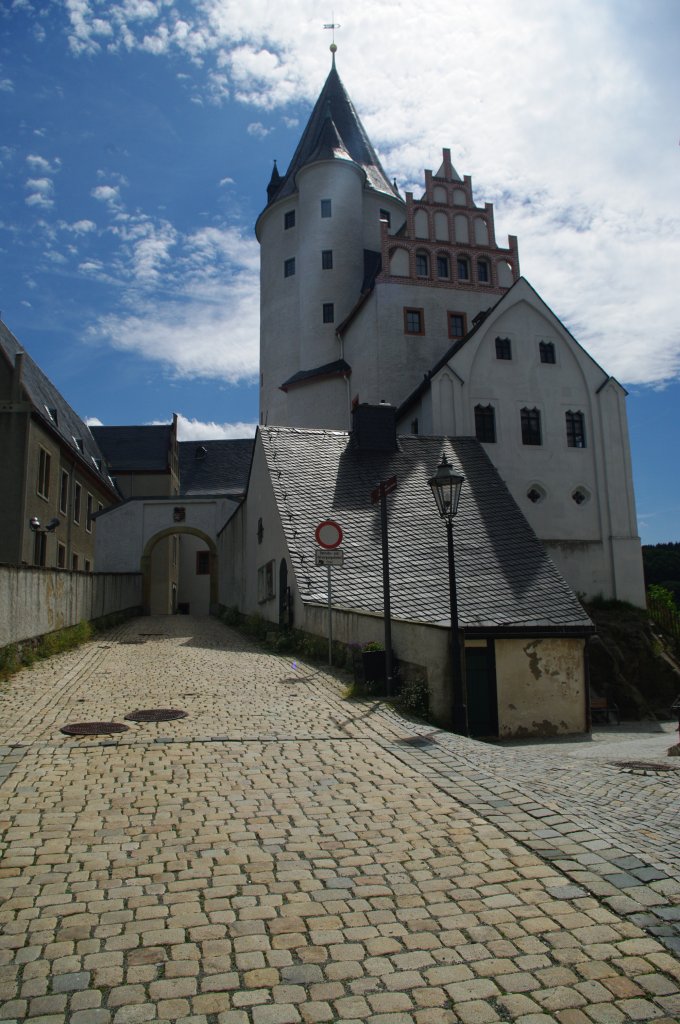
[259,426,593,635]
[266,62,399,205]
[0,319,115,494]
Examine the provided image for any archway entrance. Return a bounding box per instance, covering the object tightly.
[141,527,218,615]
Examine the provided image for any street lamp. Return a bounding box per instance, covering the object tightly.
[428,455,468,736]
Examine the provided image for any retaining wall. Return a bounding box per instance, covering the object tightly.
[0,565,142,647]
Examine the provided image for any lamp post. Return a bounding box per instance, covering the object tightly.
[427,456,468,736]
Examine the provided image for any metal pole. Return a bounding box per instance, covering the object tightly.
[446,517,468,735]
[380,486,394,697]
[327,564,333,666]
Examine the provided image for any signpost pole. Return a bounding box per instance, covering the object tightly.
[327,565,333,666]
[379,484,394,697]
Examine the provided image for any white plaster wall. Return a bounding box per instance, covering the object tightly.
[495,637,586,737]
[0,565,141,647]
[178,533,211,616]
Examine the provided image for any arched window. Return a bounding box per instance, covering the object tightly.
[454,215,469,243]
[436,254,450,279]
[433,185,447,203]
[389,248,409,276]
[497,261,514,287]
[414,209,429,238]
[453,189,467,206]
[434,211,449,241]
[415,251,430,278]
[457,256,470,281]
[474,218,489,245]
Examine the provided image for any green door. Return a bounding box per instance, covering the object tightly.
[466,644,498,737]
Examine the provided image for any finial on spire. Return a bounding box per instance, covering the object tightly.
[323,17,340,65]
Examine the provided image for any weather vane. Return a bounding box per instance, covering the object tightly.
[323,16,340,57]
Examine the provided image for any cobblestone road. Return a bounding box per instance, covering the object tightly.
[1,615,679,1024]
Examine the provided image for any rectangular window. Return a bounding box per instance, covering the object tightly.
[72,553,79,572]
[415,253,429,277]
[448,312,466,339]
[457,257,470,281]
[475,404,496,443]
[566,410,586,448]
[86,493,94,532]
[284,257,295,277]
[521,407,542,446]
[477,260,490,283]
[33,531,46,567]
[540,340,556,364]
[436,255,450,279]
[322,302,334,324]
[37,447,51,499]
[284,210,295,229]
[84,559,91,573]
[320,198,332,218]
[257,560,275,602]
[57,542,66,569]
[404,308,425,335]
[59,470,69,514]
[321,249,333,269]
[73,482,82,524]
[196,551,210,575]
[379,209,391,227]
[495,336,512,360]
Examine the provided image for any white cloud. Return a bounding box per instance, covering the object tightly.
[246,121,272,138]
[25,175,54,208]
[91,184,121,206]
[84,416,104,426]
[62,219,97,234]
[218,176,234,186]
[173,415,257,440]
[0,79,14,93]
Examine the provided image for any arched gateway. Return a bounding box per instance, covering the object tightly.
[141,526,218,615]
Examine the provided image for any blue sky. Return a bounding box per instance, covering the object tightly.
[2,0,679,544]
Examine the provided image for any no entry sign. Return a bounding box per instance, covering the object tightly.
[315,519,343,549]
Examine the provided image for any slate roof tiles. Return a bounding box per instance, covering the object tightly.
[259,427,593,635]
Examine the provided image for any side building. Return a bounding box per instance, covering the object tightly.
[0,321,119,571]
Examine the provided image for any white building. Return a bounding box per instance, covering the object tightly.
[256,57,645,607]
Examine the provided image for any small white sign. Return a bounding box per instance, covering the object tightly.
[315,547,345,567]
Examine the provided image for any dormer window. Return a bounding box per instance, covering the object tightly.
[73,437,84,452]
[45,406,58,424]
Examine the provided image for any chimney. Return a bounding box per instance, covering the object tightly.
[351,402,398,452]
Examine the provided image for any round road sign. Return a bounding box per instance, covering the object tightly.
[315,519,343,549]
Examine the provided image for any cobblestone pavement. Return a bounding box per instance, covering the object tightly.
[1,615,679,1024]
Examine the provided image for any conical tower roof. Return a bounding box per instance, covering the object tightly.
[265,62,399,206]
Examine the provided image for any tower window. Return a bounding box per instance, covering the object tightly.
[415,252,429,277]
[495,336,512,360]
[322,303,335,323]
[566,410,586,448]
[474,404,496,443]
[457,257,470,281]
[321,199,332,218]
[284,257,295,277]
[379,209,391,227]
[521,407,542,446]
[284,210,295,229]
[540,341,556,364]
[448,312,466,339]
[404,308,424,335]
[437,255,450,279]
[477,259,490,284]
[321,249,333,270]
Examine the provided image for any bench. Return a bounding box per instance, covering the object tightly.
[590,692,620,725]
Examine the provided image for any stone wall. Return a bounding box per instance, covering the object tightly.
[0,565,142,647]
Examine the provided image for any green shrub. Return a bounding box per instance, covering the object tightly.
[648,584,677,612]
[397,676,430,719]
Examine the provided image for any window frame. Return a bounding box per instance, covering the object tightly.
[322,302,335,324]
[320,198,332,218]
[379,208,391,227]
[540,340,556,364]
[447,312,467,340]
[436,254,450,279]
[72,553,79,572]
[283,257,295,278]
[415,252,429,278]
[284,210,295,229]
[566,410,586,448]
[521,407,542,446]
[37,447,51,500]
[495,336,512,360]
[73,481,82,525]
[59,470,69,515]
[477,259,491,284]
[33,530,46,567]
[457,256,470,281]
[321,249,333,270]
[86,493,94,533]
[57,542,66,569]
[403,307,425,335]
[474,404,497,444]
[257,560,276,603]
[196,550,211,575]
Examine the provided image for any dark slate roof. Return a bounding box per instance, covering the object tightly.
[179,439,254,497]
[0,320,117,495]
[259,427,593,635]
[265,62,399,206]
[91,424,172,472]
[281,359,351,392]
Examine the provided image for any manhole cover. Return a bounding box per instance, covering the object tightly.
[124,709,188,723]
[396,735,436,748]
[61,722,129,736]
[613,760,680,774]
